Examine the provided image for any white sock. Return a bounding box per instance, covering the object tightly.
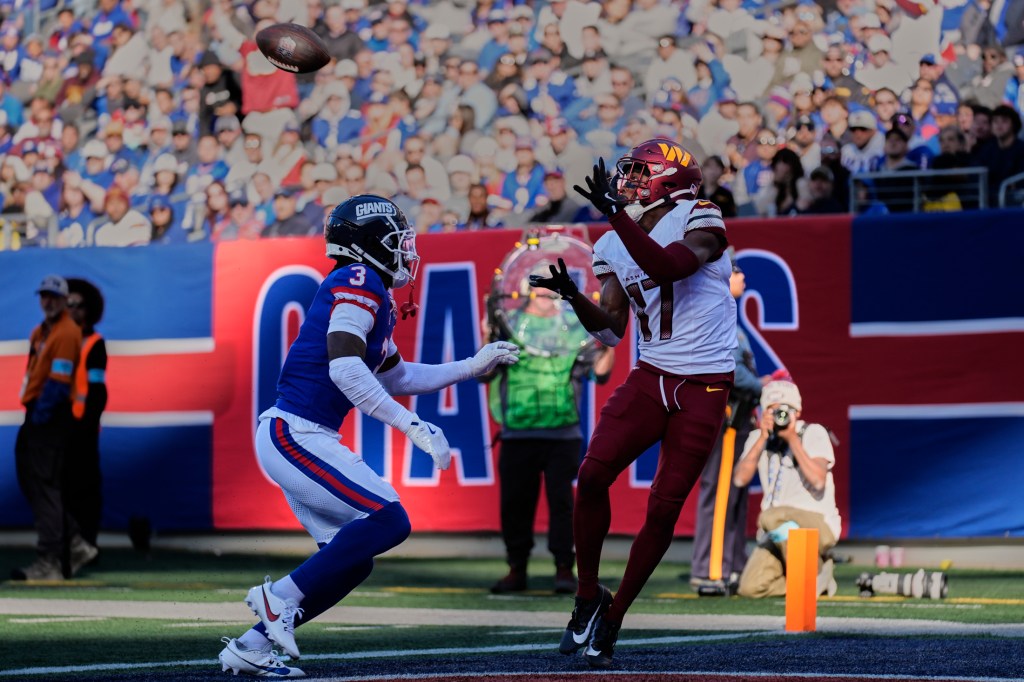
[270,575,305,604]
[238,628,272,651]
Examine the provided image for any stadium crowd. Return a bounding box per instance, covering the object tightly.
[0,0,1023,247]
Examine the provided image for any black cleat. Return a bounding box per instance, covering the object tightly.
[558,584,612,655]
[584,616,620,669]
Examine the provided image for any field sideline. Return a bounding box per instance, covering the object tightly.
[1,542,1023,681]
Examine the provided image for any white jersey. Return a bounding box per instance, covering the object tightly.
[592,200,737,375]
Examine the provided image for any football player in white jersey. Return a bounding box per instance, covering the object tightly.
[218,195,519,678]
[531,139,737,668]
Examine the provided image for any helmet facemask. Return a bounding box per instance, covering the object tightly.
[614,144,702,220]
[325,214,420,288]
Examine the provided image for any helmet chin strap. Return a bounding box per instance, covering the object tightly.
[399,281,418,319]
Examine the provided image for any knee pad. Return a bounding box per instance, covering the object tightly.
[576,457,617,492]
[766,520,800,545]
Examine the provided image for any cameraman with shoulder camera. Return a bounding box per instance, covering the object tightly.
[732,379,842,598]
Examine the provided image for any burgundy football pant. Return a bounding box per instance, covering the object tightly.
[575,361,732,625]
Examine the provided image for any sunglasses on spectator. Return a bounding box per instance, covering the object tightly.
[758,136,777,145]
[499,55,516,65]
[67,301,83,309]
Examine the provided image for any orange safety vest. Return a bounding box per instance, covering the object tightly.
[72,333,103,420]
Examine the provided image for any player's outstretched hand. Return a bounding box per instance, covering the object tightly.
[529,258,579,301]
[573,157,621,217]
[406,419,451,470]
[469,341,520,376]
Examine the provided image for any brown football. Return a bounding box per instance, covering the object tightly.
[256,23,330,74]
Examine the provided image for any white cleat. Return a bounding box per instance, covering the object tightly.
[218,637,305,677]
[245,577,303,659]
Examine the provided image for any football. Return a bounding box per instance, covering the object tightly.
[255,23,330,74]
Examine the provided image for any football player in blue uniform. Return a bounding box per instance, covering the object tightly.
[219,195,519,678]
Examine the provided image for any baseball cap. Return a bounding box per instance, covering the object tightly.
[214,116,241,133]
[423,24,451,40]
[341,0,362,8]
[1014,48,1024,67]
[275,185,299,199]
[544,168,564,180]
[334,59,358,78]
[36,274,69,297]
[657,35,676,48]
[809,165,834,183]
[172,119,189,135]
[229,190,249,207]
[153,153,178,173]
[148,194,171,211]
[848,110,877,130]
[150,116,172,132]
[514,136,534,150]
[82,140,108,159]
[546,117,569,135]
[487,9,507,23]
[919,53,937,65]
[718,87,738,104]
[110,157,130,174]
[795,114,816,129]
[105,120,124,138]
[528,48,553,64]
[310,162,337,182]
[582,49,607,61]
[446,154,476,175]
[859,13,882,29]
[760,380,802,411]
[867,34,892,54]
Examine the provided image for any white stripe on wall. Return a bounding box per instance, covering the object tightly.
[0,411,214,427]
[0,338,215,357]
[850,318,1024,337]
[849,403,1024,420]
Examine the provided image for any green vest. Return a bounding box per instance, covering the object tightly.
[489,312,591,433]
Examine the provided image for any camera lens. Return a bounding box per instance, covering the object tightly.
[773,405,791,430]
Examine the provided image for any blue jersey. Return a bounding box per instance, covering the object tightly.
[275,264,397,431]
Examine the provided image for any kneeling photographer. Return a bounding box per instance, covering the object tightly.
[732,379,842,598]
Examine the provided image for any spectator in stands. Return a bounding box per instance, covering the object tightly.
[856,34,912,94]
[55,173,102,248]
[842,110,884,174]
[821,44,866,105]
[907,78,940,148]
[315,2,364,62]
[445,155,476,221]
[92,186,152,247]
[696,155,737,218]
[871,128,919,212]
[872,88,901,130]
[202,180,232,241]
[818,135,850,210]
[465,182,501,229]
[968,104,993,153]
[739,129,779,209]
[264,186,310,237]
[528,170,586,224]
[725,102,762,173]
[456,60,498,132]
[170,119,198,168]
[755,147,806,218]
[788,114,821,173]
[891,112,935,169]
[501,137,546,215]
[185,134,229,196]
[961,45,1013,109]
[971,105,1024,208]
[733,379,841,599]
[1003,49,1024,114]
[799,166,846,214]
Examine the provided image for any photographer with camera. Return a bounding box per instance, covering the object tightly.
[732,379,842,598]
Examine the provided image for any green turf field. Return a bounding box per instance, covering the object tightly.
[1,544,1022,679]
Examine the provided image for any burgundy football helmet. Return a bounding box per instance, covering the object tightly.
[613,138,703,219]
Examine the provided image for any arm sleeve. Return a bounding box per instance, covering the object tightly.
[607,210,703,285]
[329,356,416,433]
[376,358,474,396]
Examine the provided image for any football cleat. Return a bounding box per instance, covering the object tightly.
[558,584,612,655]
[584,616,621,669]
[245,577,303,659]
[219,638,305,677]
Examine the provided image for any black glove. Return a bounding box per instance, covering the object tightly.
[573,157,622,217]
[529,258,579,301]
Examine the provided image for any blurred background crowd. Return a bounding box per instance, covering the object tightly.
[0,0,1023,247]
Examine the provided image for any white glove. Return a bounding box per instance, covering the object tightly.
[406,419,451,470]
[467,341,520,377]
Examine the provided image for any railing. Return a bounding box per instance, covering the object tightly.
[998,171,1024,208]
[849,167,989,214]
[0,213,60,251]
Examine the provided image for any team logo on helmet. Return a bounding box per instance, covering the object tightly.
[324,195,419,288]
[613,138,703,220]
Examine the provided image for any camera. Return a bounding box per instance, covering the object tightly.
[773,404,793,431]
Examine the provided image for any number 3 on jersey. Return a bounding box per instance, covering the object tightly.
[625,278,673,341]
[349,265,367,286]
